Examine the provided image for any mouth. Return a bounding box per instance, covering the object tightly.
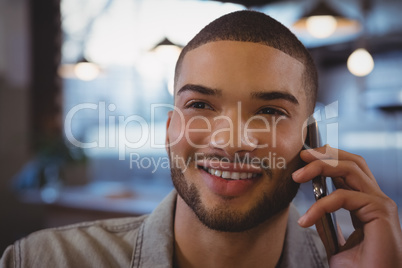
[195,159,264,197]
[198,165,262,180]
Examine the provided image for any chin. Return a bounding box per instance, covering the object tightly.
[171,165,299,233]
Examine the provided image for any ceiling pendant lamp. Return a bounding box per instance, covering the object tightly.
[293,1,360,39]
[347,0,374,77]
[58,57,101,81]
[347,48,374,77]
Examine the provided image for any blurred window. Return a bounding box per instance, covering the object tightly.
[60,0,244,184]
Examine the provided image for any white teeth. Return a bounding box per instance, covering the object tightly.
[231,172,240,180]
[205,167,258,180]
[222,171,231,179]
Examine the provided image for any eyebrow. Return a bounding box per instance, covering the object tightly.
[250,91,299,105]
[177,84,222,97]
[177,84,299,105]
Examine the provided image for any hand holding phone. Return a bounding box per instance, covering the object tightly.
[296,118,402,267]
[305,118,339,259]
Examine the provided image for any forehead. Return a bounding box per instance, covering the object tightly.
[175,41,306,103]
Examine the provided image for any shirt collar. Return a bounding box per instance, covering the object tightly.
[133,190,327,268]
[132,190,177,267]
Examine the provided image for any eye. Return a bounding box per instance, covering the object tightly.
[187,101,213,110]
[257,107,286,116]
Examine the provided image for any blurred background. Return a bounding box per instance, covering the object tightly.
[1,0,401,253]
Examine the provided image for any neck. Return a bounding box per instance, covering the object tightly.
[173,196,289,268]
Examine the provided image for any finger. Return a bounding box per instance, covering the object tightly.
[332,176,354,191]
[324,177,365,230]
[349,210,364,230]
[336,223,346,246]
[297,189,385,228]
[292,159,380,194]
[338,228,364,252]
[301,146,376,182]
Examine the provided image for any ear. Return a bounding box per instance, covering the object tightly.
[165,110,173,153]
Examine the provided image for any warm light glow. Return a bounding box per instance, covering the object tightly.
[347,48,374,77]
[74,62,100,81]
[306,15,337,38]
[153,45,182,66]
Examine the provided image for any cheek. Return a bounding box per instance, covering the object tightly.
[184,116,212,148]
[167,120,182,148]
[269,122,305,161]
[167,113,211,154]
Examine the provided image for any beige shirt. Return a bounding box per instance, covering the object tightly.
[0,190,328,268]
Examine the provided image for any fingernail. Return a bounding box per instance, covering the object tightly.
[298,214,307,226]
[292,167,304,179]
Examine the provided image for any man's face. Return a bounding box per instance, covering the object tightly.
[166,41,310,232]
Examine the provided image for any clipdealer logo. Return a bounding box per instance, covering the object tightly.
[65,102,174,160]
[304,101,339,166]
[128,151,287,174]
[64,101,339,169]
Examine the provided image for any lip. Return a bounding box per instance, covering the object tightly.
[198,164,263,197]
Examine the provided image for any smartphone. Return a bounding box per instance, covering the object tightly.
[305,118,339,258]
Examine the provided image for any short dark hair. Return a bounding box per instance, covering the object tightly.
[174,10,318,112]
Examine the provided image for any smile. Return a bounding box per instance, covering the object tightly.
[200,166,261,180]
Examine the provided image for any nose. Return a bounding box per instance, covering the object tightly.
[209,111,259,156]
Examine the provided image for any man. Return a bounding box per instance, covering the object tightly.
[1,10,402,268]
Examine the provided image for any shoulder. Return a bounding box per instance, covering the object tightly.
[50,214,148,234]
[1,190,178,268]
[1,215,148,268]
[24,215,148,245]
